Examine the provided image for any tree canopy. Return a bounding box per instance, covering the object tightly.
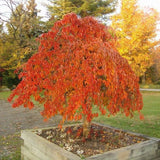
[47,0,117,24]
[111,0,159,77]
[8,13,143,137]
[0,0,44,70]
[0,0,47,89]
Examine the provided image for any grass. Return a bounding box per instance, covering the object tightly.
[0,134,21,160]
[140,84,160,89]
[94,91,160,138]
[0,90,11,100]
[1,151,21,160]
[0,90,42,108]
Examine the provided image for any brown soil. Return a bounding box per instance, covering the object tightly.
[37,123,148,158]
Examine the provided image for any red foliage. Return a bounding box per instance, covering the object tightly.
[8,13,143,125]
[0,68,5,72]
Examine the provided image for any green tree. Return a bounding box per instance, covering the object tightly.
[47,0,117,27]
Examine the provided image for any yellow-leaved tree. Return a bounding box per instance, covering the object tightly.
[111,0,159,77]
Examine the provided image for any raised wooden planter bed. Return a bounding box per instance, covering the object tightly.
[21,123,160,160]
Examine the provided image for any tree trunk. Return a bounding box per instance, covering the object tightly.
[82,115,91,138]
[142,73,146,84]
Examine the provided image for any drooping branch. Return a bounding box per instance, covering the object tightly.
[8,13,143,138]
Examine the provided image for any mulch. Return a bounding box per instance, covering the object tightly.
[37,123,147,158]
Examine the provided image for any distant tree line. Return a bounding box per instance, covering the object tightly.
[0,0,159,89]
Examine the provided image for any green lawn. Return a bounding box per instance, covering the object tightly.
[94,91,160,138]
[0,90,11,100]
[140,84,160,89]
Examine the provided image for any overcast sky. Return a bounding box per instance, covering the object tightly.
[138,0,160,12]
[138,0,160,39]
[1,0,160,20]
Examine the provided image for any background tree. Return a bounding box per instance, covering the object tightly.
[0,0,46,69]
[0,31,20,89]
[0,0,46,88]
[0,25,5,87]
[46,0,117,28]
[9,13,143,138]
[111,0,159,78]
[6,0,44,65]
[145,46,160,84]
